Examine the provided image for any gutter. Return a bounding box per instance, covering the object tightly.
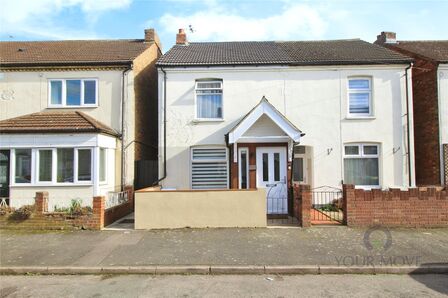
[121,66,132,191]
[405,63,413,187]
[152,67,167,186]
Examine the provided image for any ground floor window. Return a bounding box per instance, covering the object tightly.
[12,147,94,185]
[191,147,228,189]
[343,143,380,187]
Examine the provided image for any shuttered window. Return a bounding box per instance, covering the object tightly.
[191,147,228,189]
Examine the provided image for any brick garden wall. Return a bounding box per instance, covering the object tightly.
[0,192,105,230]
[104,187,134,226]
[444,144,448,186]
[343,184,448,228]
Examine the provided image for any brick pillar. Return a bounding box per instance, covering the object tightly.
[342,184,355,226]
[35,191,48,214]
[125,185,134,209]
[299,185,311,227]
[93,196,105,230]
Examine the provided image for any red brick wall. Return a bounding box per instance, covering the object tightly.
[381,45,441,185]
[0,195,105,230]
[444,144,448,185]
[343,184,448,227]
[104,187,134,226]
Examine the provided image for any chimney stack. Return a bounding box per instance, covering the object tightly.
[144,28,162,49]
[375,31,397,45]
[176,28,188,45]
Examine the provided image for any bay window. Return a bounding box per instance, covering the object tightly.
[344,144,380,187]
[49,79,98,107]
[348,77,372,117]
[195,80,223,119]
[12,148,95,185]
[191,147,228,189]
[99,148,106,183]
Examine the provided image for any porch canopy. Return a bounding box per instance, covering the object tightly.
[226,96,304,162]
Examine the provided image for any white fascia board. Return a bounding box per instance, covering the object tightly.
[228,101,301,144]
[0,133,115,149]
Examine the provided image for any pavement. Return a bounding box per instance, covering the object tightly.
[1,227,447,274]
[1,274,448,297]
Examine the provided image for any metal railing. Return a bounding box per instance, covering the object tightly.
[311,186,344,224]
[106,190,129,209]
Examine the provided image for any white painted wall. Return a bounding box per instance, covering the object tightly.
[159,65,413,190]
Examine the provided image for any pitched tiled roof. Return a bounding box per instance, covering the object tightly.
[0,39,150,67]
[157,39,412,67]
[0,111,120,137]
[390,41,448,63]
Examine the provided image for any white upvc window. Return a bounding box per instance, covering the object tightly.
[195,80,223,120]
[191,147,228,189]
[238,147,249,189]
[12,148,93,186]
[48,79,98,107]
[347,77,372,117]
[343,143,380,188]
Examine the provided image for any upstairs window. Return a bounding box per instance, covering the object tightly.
[191,147,228,189]
[348,78,372,117]
[49,79,98,107]
[195,80,223,119]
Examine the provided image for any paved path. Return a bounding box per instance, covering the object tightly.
[1,227,447,267]
[1,274,447,297]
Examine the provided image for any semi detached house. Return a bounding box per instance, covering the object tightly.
[0,29,161,210]
[156,30,415,214]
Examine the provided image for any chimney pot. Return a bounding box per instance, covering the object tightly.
[176,28,188,45]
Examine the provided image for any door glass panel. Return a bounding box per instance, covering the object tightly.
[274,153,280,181]
[240,150,247,189]
[0,151,9,197]
[262,153,269,182]
[38,150,52,182]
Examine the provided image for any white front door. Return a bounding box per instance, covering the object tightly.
[256,147,288,214]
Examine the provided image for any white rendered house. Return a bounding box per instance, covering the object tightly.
[156,30,415,216]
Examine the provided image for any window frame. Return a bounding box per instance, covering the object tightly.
[48,78,99,108]
[190,146,229,189]
[347,77,373,118]
[343,143,381,189]
[238,147,249,189]
[194,80,224,121]
[10,147,94,187]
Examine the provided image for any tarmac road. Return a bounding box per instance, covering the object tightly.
[1,274,447,298]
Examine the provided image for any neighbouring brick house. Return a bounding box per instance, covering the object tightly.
[375,32,448,186]
[0,29,161,210]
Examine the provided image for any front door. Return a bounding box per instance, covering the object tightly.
[0,150,10,205]
[256,147,287,214]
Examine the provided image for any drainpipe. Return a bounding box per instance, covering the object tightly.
[121,66,132,191]
[152,67,167,185]
[405,63,413,187]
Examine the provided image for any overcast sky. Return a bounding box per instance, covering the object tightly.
[0,0,446,52]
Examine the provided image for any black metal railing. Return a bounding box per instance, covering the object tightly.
[311,186,344,224]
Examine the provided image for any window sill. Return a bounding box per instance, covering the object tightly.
[345,116,376,120]
[192,118,225,123]
[47,105,98,109]
[11,183,94,187]
[354,185,381,190]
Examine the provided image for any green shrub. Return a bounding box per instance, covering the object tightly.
[318,204,339,212]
